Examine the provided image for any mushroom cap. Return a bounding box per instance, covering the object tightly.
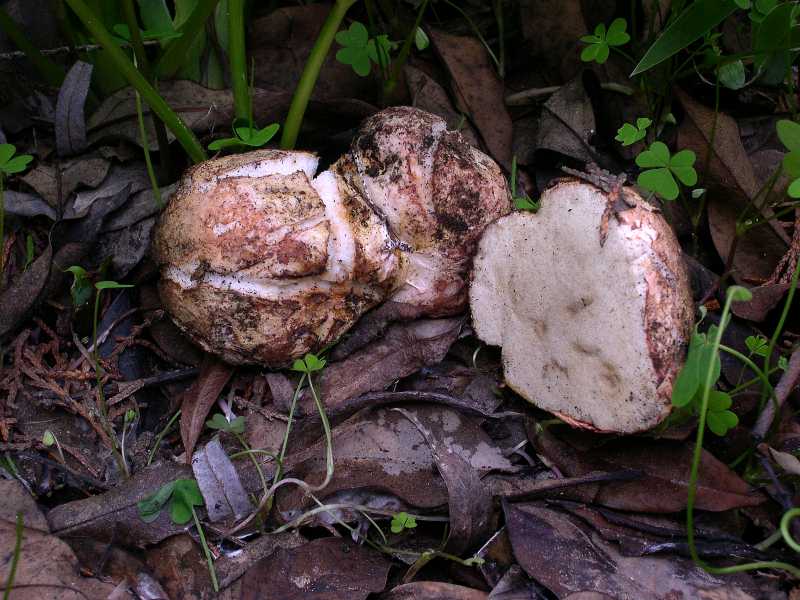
[469,180,693,433]
[336,106,511,315]
[153,149,400,366]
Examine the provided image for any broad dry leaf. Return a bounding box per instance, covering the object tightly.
[180,355,234,460]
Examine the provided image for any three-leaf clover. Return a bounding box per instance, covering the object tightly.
[390,511,417,534]
[292,353,326,374]
[745,335,788,370]
[206,413,246,434]
[777,119,800,198]
[335,22,397,77]
[208,122,280,152]
[671,324,738,436]
[615,117,652,147]
[0,144,33,177]
[580,18,630,64]
[138,479,204,525]
[636,141,697,200]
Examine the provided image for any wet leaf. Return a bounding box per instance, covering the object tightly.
[180,356,234,460]
[55,60,93,157]
[240,538,390,600]
[192,438,253,522]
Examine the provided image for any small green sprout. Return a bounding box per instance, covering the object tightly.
[777,119,800,198]
[414,27,430,51]
[65,266,92,308]
[746,335,788,370]
[292,352,326,374]
[580,18,630,64]
[615,117,652,147]
[137,479,204,524]
[635,141,697,201]
[671,323,739,436]
[42,430,66,464]
[390,511,417,534]
[208,122,280,151]
[335,21,396,77]
[510,156,538,212]
[206,413,246,434]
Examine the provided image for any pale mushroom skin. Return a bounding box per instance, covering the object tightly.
[153,108,511,366]
[153,150,400,366]
[470,180,693,433]
[336,106,511,315]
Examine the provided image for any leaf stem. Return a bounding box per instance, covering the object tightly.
[228,0,249,122]
[64,0,207,163]
[191,506,219,592]
[280,0,358,150]
[2,513,23,600]
[147,409,181,466]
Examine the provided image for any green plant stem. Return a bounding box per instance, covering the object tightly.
[233,431,268,506]
[134,58,163,208]
[64,0,207,164]
[274,373,306,486]
[440,0,500,71]
[147,409,181,466]
[280,0,358,150]
[686,293,800,579]
[0,8,65,87]
[2,513,23,600]
[307,371,334,485]
[156,0,221,79]
[191,506,219,592]
[121,0,150,74]
[493,0,505,78]
[228,0,249,122]
[384,0,430,97]
[0,175,5,275]
[780,508,800,552]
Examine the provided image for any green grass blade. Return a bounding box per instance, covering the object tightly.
[155,0,219,79]
[631,0,738,76]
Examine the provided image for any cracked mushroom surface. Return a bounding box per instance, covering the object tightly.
[153,149,401,366]
[153,107,511,366]
[469,180,693,433]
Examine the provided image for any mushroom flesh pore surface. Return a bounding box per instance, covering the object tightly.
[469,180,693,433]
[153,107,511,366]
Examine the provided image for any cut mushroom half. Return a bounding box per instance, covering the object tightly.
[469,180,693,433]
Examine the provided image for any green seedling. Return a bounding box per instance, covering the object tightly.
[414,27,430,51]
[777,120,800,198]
[510,156,538,212]
[0,143,33,272]
[745,335,788,371]
[580,18,630,64]
[615,118,652,147]
[335,21,396,77]
[42,430,66,464]
[138,478,218,590]
[292,352,327,374]
[390,511,417,534]
[208,122,280,151]
[671,323,739,436]
[636,141,698,201]
[65,266,93,308]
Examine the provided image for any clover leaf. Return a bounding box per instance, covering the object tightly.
[580,18,630,64]
[138,478,204,525]
[615,117,652,146]
[706,390,739,436]
[335,22,397,77]
[636,141,697,200]
[0,144,33,176]
[292,353,326,374]
[777,119,800,197]
[390,511,417,534]
[208,122,280,151]
[65,265,92,308]
[206,413,245,435]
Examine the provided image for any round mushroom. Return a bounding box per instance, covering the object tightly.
[153,107,511,366]
[469,179,693,433]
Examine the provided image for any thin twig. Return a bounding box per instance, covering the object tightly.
[752,347,800,440]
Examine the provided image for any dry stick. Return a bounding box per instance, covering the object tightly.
[752,348,800,440]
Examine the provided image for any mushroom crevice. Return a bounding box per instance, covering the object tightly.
[153,107,512,366]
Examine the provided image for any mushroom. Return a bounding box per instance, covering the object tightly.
[153,108,510,366]
[469,179,693,433]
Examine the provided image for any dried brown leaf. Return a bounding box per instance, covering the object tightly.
[180,356,233,460]
[383,582,488,600]
[0,244,52,337]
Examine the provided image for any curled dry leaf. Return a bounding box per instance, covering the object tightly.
[383,582,489,600]
[393,407,493,554]
[0,481,129,599]
[428,29,513,169]
[55,60,93,157]
[534,75,598,165]
[240,538,390,600]
[534,430,765,512]
[503,501,766,600]
[179,356,233,460]
[21,157,110,206]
